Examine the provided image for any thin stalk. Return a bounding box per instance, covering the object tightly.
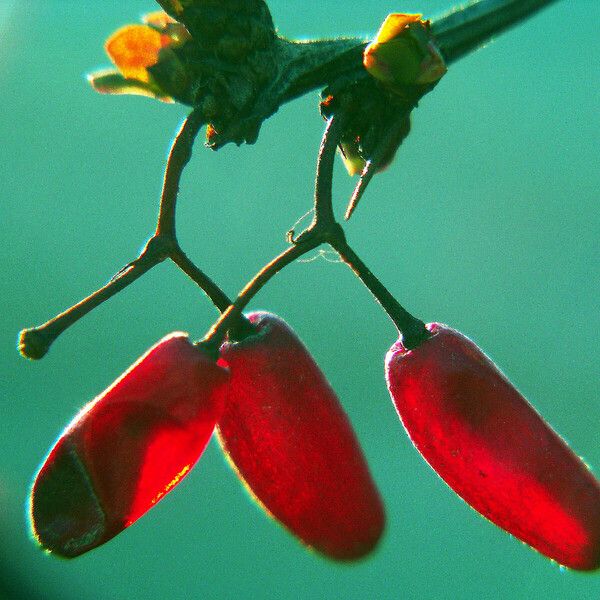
[18,251,159,360]
[201,240,320,351]
[200,116,348,350]
[19,110,229,359]
[156,108,205,238]
[309,114,349,231]
[170,246,231,312]
[311,116,341,226]
[155,110,233,310]
[330,237,429,349]
[308,114,430,348]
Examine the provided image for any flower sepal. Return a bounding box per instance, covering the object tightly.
[88,12,192,104]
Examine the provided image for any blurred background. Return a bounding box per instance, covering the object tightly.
[2,1,599,598]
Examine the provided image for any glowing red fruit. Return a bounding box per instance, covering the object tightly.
[385,323,600,570]
[30,333,228,558]
[217,312,385,560]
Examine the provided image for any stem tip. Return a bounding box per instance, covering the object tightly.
[19,327,53,360]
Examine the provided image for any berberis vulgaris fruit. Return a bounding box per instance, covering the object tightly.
[30,333,228,557]
[385,323,600,570]
[217,311,385,560]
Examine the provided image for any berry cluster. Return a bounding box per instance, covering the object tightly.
[21,2,599,571]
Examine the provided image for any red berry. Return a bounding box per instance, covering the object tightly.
[30,333,229,557]
[217,312,385,560]
[385,323,600,570]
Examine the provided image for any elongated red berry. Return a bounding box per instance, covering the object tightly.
[385,323,600,570]
[30,333,229,558]
[217,312,385,560]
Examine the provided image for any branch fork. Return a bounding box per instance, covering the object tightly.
[20,0,562,358]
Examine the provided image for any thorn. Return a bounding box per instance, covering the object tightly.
[345,112,412,220]
[345,159,377,220]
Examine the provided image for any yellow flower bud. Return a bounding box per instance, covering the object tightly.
[364,13,446,93]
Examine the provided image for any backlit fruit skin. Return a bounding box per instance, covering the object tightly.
[385,323,600,570]
[30,333,229,558]
[217,312,385,560]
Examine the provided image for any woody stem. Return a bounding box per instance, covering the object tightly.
[19,110,231,359]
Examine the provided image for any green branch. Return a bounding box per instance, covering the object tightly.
[432,0,563,64]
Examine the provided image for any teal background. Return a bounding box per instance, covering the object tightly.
[2,1,599,598]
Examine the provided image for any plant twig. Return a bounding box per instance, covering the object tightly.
[156,109,206,239]
[200,114,429,353]
[170,246,231,313]
[328,237,430,349]
[20,0,565,359]
[431,0,562,64]
[200,115,349,351]
[248,0,563,138]
[19,110,230,359]
[18,247,160,360]
[309,118,430,347]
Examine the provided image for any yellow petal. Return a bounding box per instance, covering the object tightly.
[105,25,169,82]
[373,14,423,45]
